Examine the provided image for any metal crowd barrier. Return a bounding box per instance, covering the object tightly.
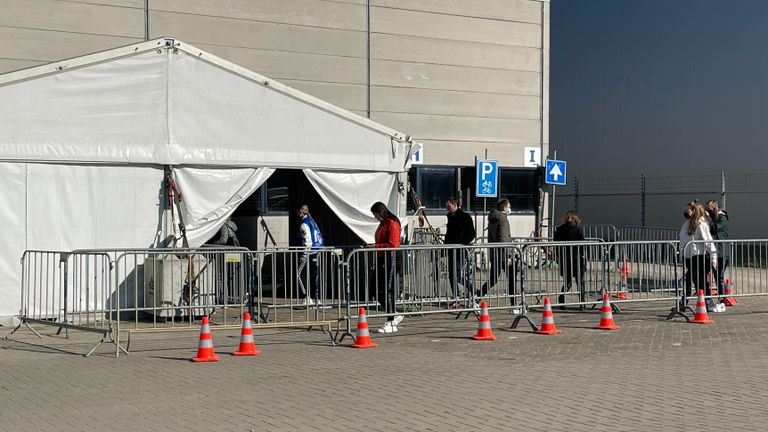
[8,250,117,356]
[618,225,679,241]
[669,239,768,321]
[340,243,523,340]
[10,239,768,356]
[8,246,344,356]
[582,224,619,242]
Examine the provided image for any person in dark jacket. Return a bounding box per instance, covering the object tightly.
[479,199,519,308]
[553,210,586,308]
[443,198,476,305]
[706,200,730,298]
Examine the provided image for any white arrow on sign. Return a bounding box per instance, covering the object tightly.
[549,163,563,181]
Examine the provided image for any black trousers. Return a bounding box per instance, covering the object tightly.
[376,254,397,321]
[684,254,712,307]
[447,249,474,299]
[713,257,729,296]
[479,249,517,302]
[558,257,586,304]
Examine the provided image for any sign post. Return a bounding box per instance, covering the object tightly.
[476,158,498,244]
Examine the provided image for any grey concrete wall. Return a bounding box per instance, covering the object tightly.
[370,0,547,166]
[0,0,549,168]
[0,0,144,73]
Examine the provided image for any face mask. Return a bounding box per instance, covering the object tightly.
[505,208,513,215]
[683,210,692,219]
[707,210,716,218]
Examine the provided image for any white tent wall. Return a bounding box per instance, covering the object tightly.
[0,163,26,324]
[303,170,402,245]
[174,167,274,247]
[0,163,165,321]
[0,39,417,322]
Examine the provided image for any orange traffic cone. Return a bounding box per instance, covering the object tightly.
[723,279,738,307]
[232,312,261,356]
[472,301,496,341]
[350,307,378,349]
[594,293,620,330]
[191,316,220,362]
[535,297,562,335]
[613,260,631,300]
[690,289,715,324]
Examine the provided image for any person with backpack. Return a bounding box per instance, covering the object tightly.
[296,205,324,306]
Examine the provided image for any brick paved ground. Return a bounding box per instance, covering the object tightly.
[2,297,768,431]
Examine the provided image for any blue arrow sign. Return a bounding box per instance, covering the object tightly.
[475,159,498,198]
[545,159,566,186]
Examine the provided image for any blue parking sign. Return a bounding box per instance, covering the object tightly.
[475,160,498,198]
[545,159,567,186]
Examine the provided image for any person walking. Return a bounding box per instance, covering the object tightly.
[706,200,730,300]
[479,199,519,310]
[680,201,722,312]
[369,202,404,333]
[443,198,476,307]
[296,205,324,306]
[553,210,586,309]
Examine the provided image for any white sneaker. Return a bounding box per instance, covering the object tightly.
[298,298,315,306]
[393,315,404,326]
[510,307,522,315]
[713,303,726,313]
[377,322,398,333]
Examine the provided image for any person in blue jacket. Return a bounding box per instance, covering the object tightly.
[296,204,324,306]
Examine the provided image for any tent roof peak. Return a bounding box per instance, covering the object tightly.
[0,37,414,145]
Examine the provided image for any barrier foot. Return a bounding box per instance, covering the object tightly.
[326,324,336,346]
[108,332,129,357]
[666,306,693,322]
[510,312,539,332]
[611,303,621,314]
[83,331,127,358]
[55,325,70,339]
[4,318,43,340]
[335,317,354,344]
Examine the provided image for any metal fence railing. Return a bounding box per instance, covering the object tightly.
[618,225,679,241]
[7,246,344,356]
[8,238,768,357]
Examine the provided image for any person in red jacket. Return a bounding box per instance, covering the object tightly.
[368,202,404,333]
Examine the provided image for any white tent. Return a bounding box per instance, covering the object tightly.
[0,37,419,321]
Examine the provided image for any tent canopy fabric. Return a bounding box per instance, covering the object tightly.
[0,38,418,172]
[0,38,419,320]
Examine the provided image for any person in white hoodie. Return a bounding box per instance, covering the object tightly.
[679,201,723,312]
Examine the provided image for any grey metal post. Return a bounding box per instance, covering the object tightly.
[574,176,579,214]
[721,170,726,209]
[550,150,557,230]
[144,0,149,41]
[640,174,646,227]
[366,0,371,119]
